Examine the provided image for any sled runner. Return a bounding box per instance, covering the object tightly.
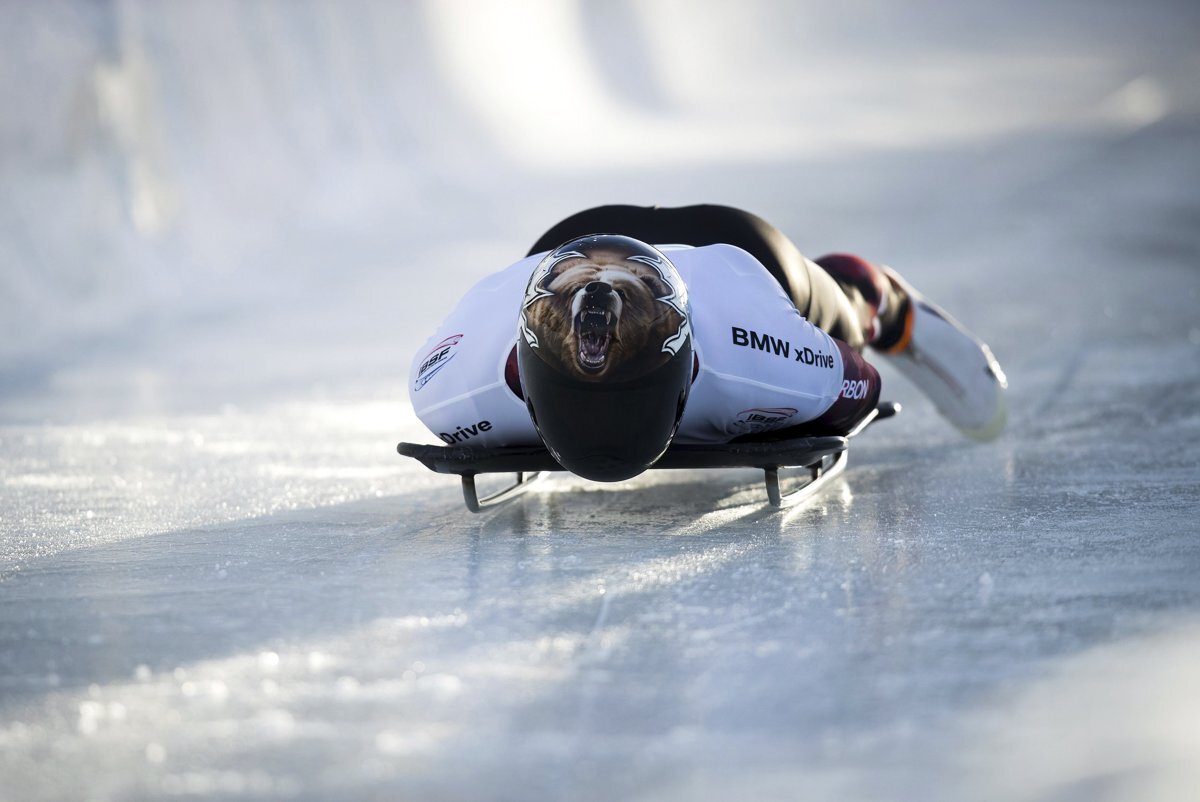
[398,402,899,512]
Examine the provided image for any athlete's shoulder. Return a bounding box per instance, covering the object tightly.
[469,251,545,296]
[409,252,542,402]
[665,242,768,271]
[426,252,544,331]
[666,243,785,292]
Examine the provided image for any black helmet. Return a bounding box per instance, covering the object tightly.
[517,234,693,482]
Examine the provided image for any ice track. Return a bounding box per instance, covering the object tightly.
[2,2,1200,800]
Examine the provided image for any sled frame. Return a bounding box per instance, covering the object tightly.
[459,471,552,513]
[399,402,898,512]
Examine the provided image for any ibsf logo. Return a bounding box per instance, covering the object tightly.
[731,407,798,435]
[414,334,463,392]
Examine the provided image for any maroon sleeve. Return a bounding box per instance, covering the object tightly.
[808,340,881,435]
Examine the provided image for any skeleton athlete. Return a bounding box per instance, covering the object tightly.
[409,205,1007,481]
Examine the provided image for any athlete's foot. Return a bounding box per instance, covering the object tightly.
[873,266,1008,441]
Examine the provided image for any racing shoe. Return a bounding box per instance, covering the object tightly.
[874,267,1008,441]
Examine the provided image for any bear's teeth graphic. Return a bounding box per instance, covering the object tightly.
[576,309,613,370]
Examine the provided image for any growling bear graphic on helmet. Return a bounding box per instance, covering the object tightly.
[519,236,691,383]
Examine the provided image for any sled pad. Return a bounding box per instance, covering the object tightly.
[399,402,898,512]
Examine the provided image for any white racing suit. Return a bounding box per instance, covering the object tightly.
[409,243,880,449]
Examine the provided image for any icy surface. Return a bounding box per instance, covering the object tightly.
[2,2,1200,800]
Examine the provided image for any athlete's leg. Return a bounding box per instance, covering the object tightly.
[813,253,912,353]
[528,204,875,350]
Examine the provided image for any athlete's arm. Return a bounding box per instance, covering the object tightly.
[408,257,542,448]
[673,244,881,442]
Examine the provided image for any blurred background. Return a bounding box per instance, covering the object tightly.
[2,2,1199,800]
[4,0,1197,413]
